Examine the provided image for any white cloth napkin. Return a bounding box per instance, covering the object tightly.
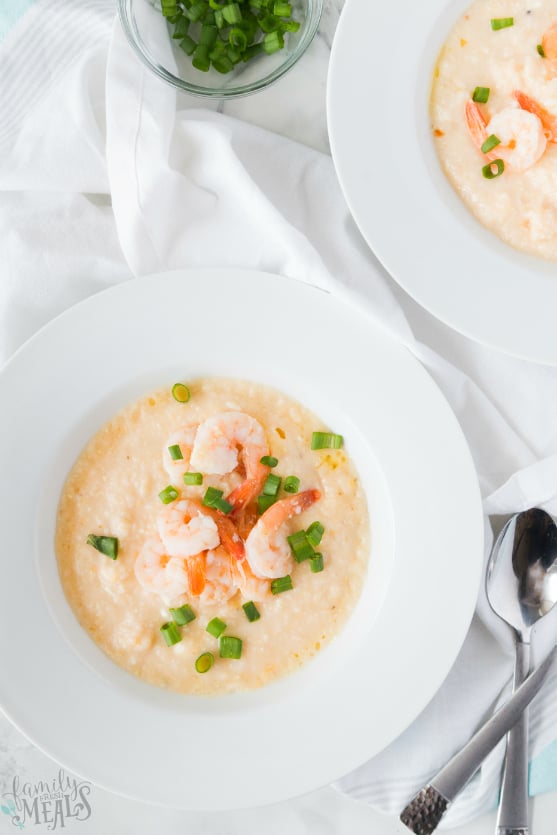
[3,1,557,828]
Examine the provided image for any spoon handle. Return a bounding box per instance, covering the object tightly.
[496,641,530,835]
[399,647,555,835]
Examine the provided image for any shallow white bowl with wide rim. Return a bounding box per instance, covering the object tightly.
[327,0,557,365]
[0,270,483,810]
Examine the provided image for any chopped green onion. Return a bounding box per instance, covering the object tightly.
[200,23,218,47]
[229,26,248,50]
[172,15,190,37]
[262,473,281,496]
[537,44,546,57]
[481,134,501,153]
[279,18,300,31]
[273,2,291,15]
[171,382,190,402]
[195,652,214,673]
[161,0,178,17]
[306,521,324,546]
[219,635,243,658]
[490,17,514,30]
[482,159,505,179]
[192,43,211,71]
[159,485,179,504]
[179,35,197,55]
[257,494,278,514]
[222,2,242,24]
[168,444,184,460]
[86,534,119,560]
[206,617,227,638]
[185,1,206,21]
[287,530,314,562]
[209,0,224,8]
[262,29,284,53]
[309,553,324,573]
[472,86,490,103]
[184,471,203,486]
[170,604,196,626]
[259,12,280,32]
[283,475,300,494]
[213,55,235,72]
[271,575,293,594]
[311,431,343,450]
[242,601,261,622]
[202,486,232,514]
[161,621,182,646]
[260,455,278,467]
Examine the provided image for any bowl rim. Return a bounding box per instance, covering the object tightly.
[117,0,323,99]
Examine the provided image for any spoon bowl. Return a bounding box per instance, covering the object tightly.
[486,507,557,835]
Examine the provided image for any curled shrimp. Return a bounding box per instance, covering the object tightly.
[513,90,557,143]
[245,489,321,579]
[464,99,547,172]
[190,411,269,510]
[541,21,557,73]
[197,547,239,605]
[157,498,220,558]
[163,425,198,486]
[134,537,189,600]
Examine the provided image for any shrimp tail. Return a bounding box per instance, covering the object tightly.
[208,508,246,561]
[464,99,489,149]
[186,552,207,596]
[513,90,557,143]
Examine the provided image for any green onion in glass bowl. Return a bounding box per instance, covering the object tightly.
[118,0,322,98]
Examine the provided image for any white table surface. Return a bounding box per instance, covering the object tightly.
[2,0,557,832]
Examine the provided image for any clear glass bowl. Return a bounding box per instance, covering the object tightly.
[118,0,323,99]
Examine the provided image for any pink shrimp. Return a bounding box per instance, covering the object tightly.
[513,90,557,143]
[162,424,198,486]
[134,537,189,600]
[464,99,547,172]
[245,489,321,579]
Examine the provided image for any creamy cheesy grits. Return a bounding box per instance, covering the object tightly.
[431,0,557,261]
[55,378,370,695]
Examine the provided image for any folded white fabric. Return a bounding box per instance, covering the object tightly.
[3,1,557,828]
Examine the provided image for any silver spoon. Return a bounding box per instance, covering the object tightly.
[487,508,557,835]
[400,508,557,835]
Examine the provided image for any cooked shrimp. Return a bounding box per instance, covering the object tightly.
[464,99,547,172]
[245,489,321,579]
[190,411,269,510]
[542,21,557,72]
[134,537,189,599]
[197,547,239,605]
[514,90,557,143]
[163,425,198,486]
[235,560,271,602]
[157,498,220,558]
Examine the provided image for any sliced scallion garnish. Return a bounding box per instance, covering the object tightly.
[472,86,490,103]
[257,494,278,514]
[287,530,314,563]
[309,553,324,573]
[170,604,196,626]
[202,486,233,514]
[537,44,546,57]
[283,475,300,494]
[262,473,281,496]
[311,431,343,450]
[306,521,324,547]
[219,635,243,658]
[481,134,501,154]
[260,455,278,467]
[184,472,203,486]
[159,485,179,504]
[271,575,293,595]
[86,534,119,560]
[168,444,184,460]
[490,17,514,30]
[171,383,191,402]
[242,601,261,622]
[206,617,227,638]
[195,652,214,673]
[161,621,182,646]
[482,159,505,179]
